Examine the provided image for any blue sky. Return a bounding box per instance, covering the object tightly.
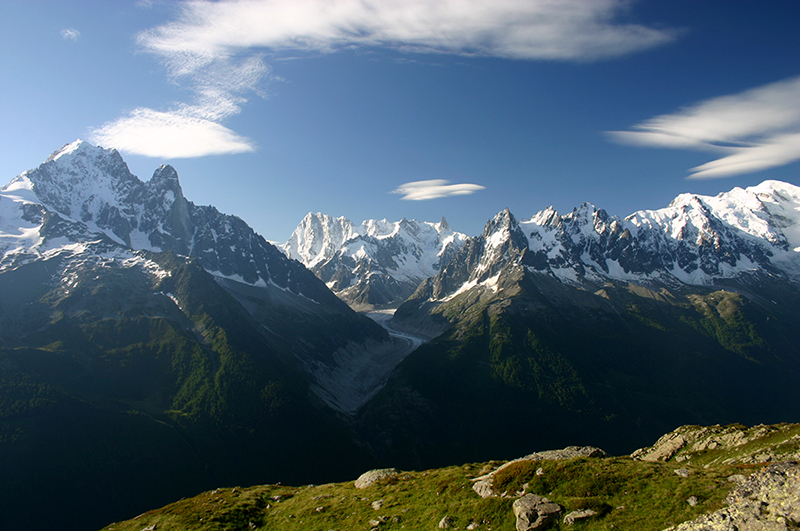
[2,0,799,242]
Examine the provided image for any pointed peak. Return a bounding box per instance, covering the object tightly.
[493,207,517,224]
[149,165,184,198]
[438,216,451,231]
[483,207,519,236]
[530,206,561,227]
[46,139,99,162]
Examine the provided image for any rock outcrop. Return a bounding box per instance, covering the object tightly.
[664,462,800,531]
[472,446,608,498]
[632,424,800,466]
[563,508,598,525]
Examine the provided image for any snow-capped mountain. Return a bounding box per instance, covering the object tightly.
[282,212,467,309]
[416,181,800,305]
[372,182,800,472]
[0,140,390,378]
[1,140,341,303]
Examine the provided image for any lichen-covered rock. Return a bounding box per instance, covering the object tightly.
[664,462,800,531]
[472,446,608,498]
[513,494,562,531]
[354,468,398,489]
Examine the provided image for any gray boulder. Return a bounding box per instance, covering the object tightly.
[513,494,562,531]
[354,468,398,489]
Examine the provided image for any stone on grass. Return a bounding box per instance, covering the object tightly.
[564,508,598,525]
[355,468,398,489]
[439,515,455,528]
[513,494,563,531]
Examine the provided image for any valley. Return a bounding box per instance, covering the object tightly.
[307,309,429,414]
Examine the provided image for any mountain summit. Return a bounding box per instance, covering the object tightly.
[3,140,340,302]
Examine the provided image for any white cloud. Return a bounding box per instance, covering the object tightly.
[90,108,255,158]
[138,0,675,64]
[392,179,485,201]
[102,0,676,158]
[61,28,81,41]
[609,76,800,179]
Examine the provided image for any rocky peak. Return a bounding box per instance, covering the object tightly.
[529,206,561,229]
[483,208,517,237]
[149,165,182,196]
[25,140,139,221]
[283,212,357,266]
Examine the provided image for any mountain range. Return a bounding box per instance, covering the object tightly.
[2,140,800,531]
[282,212,466,309]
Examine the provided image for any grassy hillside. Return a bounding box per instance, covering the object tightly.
[101,423,800,531]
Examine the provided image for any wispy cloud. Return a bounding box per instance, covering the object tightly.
[392,179,485,201]
[61,28,81,41]
[96,0,677,159]
[608,76,800,179]
[138,0,676,63]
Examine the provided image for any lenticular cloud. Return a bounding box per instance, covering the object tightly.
[392,180,485,201]
[609,76,800,179]
[91,108,255,158]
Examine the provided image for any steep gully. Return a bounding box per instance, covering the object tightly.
[309,309,427,415]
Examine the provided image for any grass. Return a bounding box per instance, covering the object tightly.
[100,451,775,531]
